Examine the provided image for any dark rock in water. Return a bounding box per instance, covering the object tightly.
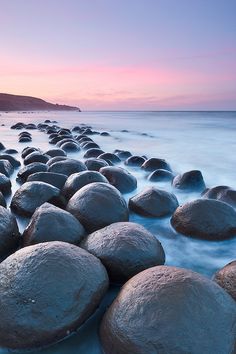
[213,261,236,301]
[19,131,31,138]
[11,122,25,130]
[83,148,104,158]
[4,148,18,154]
[85,158,109,171]
[171,199,236,240]
[100,266,236,354]
[100,132,110,136]
[172,170,206,192]
[100,166,137,194]
[61,141,80,152]
[21,146,40,159]
[0,241,108,350]
[0,160,14,177]
[17,162,48,183]
[82,142,100,150]
[48,159,87,177]
[46,156,68,167]
[67,182,129,232]
[0,154,21,168]
[0,206,20,259]
[24,151,49,165]
[98,153,121,164]
[81,222,165,284]
[56,138,75,147]
[25,123,37,130]
[44,148,67,158]
[125,155,146,167]
[0,191,6,207]
[148,169,174,182]
[0,142,5,150]
[62,171,108,199]
[49,136,61,144]
[27,172,67,190]
[202,185,236,208]
[129,187,179,217]
[11,181,64,217]
[19,136,32,143]
[77,136,93,143]
[23,203,85,246]
[141,157,172,172]
[0,173,11,194]
[115,150,132,160]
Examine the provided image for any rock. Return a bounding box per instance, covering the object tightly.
[129,187,179,217]
[4,149,18,154]
[62,171,108,199]
[100,266,236,354]
[172,170,206,192]
[67,182,129,232]
[202,186,236,208]
[0,206,20,259]
[81,222,165,283]
[124,155,145,167]
[17,162,48,183]
[83,148,104,158]
[61,141,80,152]
[11,181,64,217]
[85,158,109,171]
[48,159,87,177]
[82,142,100,150]
[0,160,14,177]
[46,156,68,167]
[141,157,172,172]
[148,169,174,182]
[115,150,132,160]
[0,173,11,194]
[0,142,5,150]
[23,203,85,246]
[0,154,21,168]
[171,199,236,240]
[21,147,39,159]
[0,191,6,207]
[24,151,49,165]
[19,136,32,143]
[98,153,121,164]
[0,241,108,350]
[100,166,137,194]
[213,261,236,301]
[44,148,67,158]
[100,132,110,136]
[27,172,67,190]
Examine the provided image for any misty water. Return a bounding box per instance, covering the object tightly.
[0,110,236,353]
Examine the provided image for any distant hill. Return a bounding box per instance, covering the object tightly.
[0,93,81,111]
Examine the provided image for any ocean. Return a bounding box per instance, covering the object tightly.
[0,110,235,353]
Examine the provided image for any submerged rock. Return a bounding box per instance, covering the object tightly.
[129,187,179,217]
[100,266,236,354]
[213,261,236,301]
[172,170,206,192]
[81,222,165,283]
[171,199,236,240]
[67,182,129,232]
[0,241,108,350]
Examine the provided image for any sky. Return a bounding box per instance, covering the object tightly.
[0,0,236,110]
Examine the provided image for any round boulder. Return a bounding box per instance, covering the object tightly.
[81,222,165,283]
[100,266,236,354]
[85,158,109,171]
[67,182,129,232]
[129,187,179,217]
[98,153,121,164]
[0,160,14,177]
[124,155,145,167]
[83,148,104,158]
[23,203,85,246]
[148,169,174,182]
[27,172,67,190]
[172,170,206,192]
[24,152,49,166]
[0,173,11,194]
[0,206,20,259]
[100,166,137,194]
[0,241,108,350]
[171,199,236,240]
[213,261,236,301]
[202,185,236,208]
[48,159,87,177]
[17,162,48,183]
[44,148,67,158]
[141,157,172,172]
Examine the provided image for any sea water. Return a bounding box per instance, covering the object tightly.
[0,110,235,353]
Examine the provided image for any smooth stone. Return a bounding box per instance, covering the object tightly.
[83,148,104,158]
[0,241,109,350]
[23,203,85,246]
[67,182,129,232]
[148,168,174,182]
[81,222,165,283]
[46,156,68,167]
[11,181,64,217]
[100,166,137,193]
[27,172,67,190]
[48,159,87,177]
[98,153,121,164]
[44,148,67,158]
[61,141,80,152]
[0,160,14,177]
[82,142,100,150]
[141,157,172,172]
[124,155,146,167]
[171,199,236,240]
[85,158,109,171]
[4,149,18,154]
[19,136,32,142]
[0,191,6,207]
[0,206,20,259]
[17,162,48,183]
[129,187,179,217]
[0,142,5,150]
[100,132,110,136]
[172,170,206,192]
[213,261,236,301]
[56,138,75,147]
[100,266,236,354]
[115,150,132,160]
[0,154,21,168]
[0,173,11,194]
[62,171,108,200]
[202,185,236,208]
[21,147,39,159]
[24,151,49,165]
